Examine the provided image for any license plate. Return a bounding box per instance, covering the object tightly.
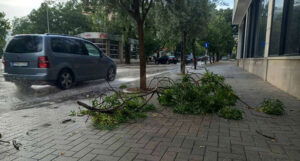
[11,62,28,67]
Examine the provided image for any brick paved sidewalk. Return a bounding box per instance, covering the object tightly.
[0,62,299,161]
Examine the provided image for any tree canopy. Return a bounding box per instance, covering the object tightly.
[0,12,10,56]
[12,1,92,35]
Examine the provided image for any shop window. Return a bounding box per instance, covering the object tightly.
[254,0,269,58]
[284,0,300,55]
[269,0,285,55]
[270,0,300,56]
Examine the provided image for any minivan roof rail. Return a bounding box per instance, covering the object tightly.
[44,33,80,38]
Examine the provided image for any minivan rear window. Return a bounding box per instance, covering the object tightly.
[5,36,43,53]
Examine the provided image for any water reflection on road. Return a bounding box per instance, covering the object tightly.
[0,63,179,113]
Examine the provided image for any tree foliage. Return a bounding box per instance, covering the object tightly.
[12,1,92,35]
[82,0,156,89]
[0,12,10,56]
[206,9,235,61]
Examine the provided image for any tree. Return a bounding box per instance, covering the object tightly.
[88,5,137,64]
[0,12,10,57]
[84,0,155,90]
[160,0,212,73]
[12,1,92,35]
[206,9,235,62]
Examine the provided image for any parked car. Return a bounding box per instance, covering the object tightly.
[186,55,193,64]
[156,55,178,64]
[198,56,209,61]
[2,34,116,90]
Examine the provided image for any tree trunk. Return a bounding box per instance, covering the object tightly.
[137,21,147,90]
[124,42,131,64]
[192,39,197,70]
[212,53,215,63]
[181,32,187,74]
[216,52,220,62]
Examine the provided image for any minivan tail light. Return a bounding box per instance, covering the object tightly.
[38,56,49,68]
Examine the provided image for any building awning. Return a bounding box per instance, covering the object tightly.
[232,0,252,25]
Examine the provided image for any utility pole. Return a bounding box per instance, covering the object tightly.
[45,0,50,33]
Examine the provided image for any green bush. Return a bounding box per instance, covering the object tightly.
[119,84,128,89]
[259,98,285,115]
[218,107,243,120]
[158,71,238,115]
[81,93,155,130]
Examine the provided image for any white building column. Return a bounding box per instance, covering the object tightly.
[236,25,243,59]
[264,0,275,58]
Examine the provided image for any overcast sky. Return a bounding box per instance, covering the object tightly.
[0,0,234,20]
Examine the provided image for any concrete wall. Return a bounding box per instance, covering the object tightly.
[267,58,300,99]
[238,58,300,99]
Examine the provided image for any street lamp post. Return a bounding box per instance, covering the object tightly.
[45,0,50,33]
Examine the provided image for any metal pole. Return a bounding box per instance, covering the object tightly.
[46,1,50,33]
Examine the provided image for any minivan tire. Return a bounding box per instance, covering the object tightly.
[57,69,74,90]
[106,67,115,81]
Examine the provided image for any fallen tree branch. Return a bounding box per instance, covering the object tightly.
[256,130,276,141]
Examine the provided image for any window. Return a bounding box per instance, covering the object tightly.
[254,0,269,57]
[110,40,119,59]
[269,0,285,55]
[270,0,300,56]
[51,37,85,55]
[84,42,101,56]
[284,0,300,55]
[244,0,269,58]
[5,36,43,53]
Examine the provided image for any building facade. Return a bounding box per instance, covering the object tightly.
[233,0,300,99]
[77,32,139,63]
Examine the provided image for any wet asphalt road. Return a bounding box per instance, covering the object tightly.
[0,61,180,113]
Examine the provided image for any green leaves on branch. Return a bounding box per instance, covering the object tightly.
[80,93,156,130]
[158,71,241,119]
[259,98,285,115]
[218,107,243,120]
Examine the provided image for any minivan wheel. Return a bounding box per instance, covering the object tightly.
[57,70,74,90]
[106,67,116,81]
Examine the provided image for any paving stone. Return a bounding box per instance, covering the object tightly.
[161,151,177,161]
[72,147,93,158]
[245,151,261,161]
[136,154,161,161]
[39,154,59,161]
[112,146,130,157]
[119,152,137,161]
[90,148,114,155]
[78,153,97,161]
[203,150,217,161]
[32,148,56,160]
[52,156,79,161]
[218,152,245,160]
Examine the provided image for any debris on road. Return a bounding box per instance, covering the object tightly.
[12,140,22,150]
[61,118,75,124]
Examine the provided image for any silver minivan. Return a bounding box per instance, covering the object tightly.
[2,34,116,89]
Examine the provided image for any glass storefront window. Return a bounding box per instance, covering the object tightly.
[284,0,300,55]
[270,0,300,56]
[254,0,269,57]
[269,0,284,55]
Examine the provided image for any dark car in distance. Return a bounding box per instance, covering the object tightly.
[156,55,178,64]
